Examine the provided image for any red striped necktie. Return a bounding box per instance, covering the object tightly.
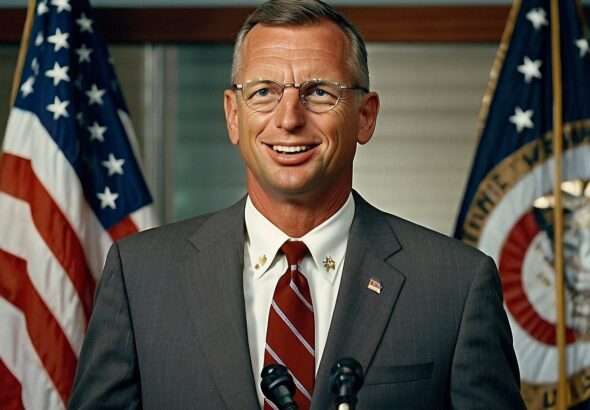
[263,241,315,410]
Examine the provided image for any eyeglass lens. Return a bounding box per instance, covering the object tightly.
[242,80,342,113]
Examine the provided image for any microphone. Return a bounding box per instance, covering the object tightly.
[261,364,298,410]
[330,358,364,410]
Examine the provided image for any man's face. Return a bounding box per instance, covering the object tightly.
[224,20,379,203]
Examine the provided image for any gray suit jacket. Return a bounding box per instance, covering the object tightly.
[68,193,525,409]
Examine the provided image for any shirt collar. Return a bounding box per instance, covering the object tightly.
[244,194,355,283]
[244,197,290,277]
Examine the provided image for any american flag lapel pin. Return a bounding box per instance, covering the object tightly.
[367,278,382,294]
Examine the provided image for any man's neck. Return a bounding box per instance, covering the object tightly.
[247,187,351,238]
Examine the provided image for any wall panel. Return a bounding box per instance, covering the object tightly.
[354,44,496,234]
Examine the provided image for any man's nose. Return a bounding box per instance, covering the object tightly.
[273,88,306,131]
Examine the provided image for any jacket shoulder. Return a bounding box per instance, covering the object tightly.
[116,196,246,254]
[354,192,493,274]
[117,213,211,252]
[387,211,489,263]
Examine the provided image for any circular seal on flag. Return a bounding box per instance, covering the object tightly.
[461,123,590,408]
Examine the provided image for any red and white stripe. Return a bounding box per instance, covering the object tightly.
[0,107,156,409]
[264,243,315,410]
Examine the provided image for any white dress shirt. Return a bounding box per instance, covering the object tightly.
[243,194,355,407]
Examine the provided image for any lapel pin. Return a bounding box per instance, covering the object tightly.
[255,255,267,270]
[367,278,382,294]
[322,256,336,272]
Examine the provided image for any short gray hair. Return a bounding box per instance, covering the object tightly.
[231,0,370,89]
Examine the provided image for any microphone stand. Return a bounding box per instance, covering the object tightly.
[261,364,298,410]
[330,358,364,410]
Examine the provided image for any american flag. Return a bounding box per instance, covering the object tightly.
[0,0,157,408]
[455,0,590,408]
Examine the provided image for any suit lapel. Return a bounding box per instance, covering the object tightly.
[311,194,406,410]
[176,198,260,410]
[173,194,406,410]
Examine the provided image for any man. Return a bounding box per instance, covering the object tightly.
[69,1,525,409]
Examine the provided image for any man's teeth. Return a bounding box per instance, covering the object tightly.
[272,145,310,153]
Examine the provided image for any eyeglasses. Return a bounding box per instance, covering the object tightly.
[232,79,369,114]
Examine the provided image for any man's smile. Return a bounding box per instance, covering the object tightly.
[271,144,313,154]
[263,142,320,165]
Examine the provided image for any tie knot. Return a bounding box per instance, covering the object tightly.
[281,240,309,266]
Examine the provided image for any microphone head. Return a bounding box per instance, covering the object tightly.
[330,358,364,405]
[261,364,297,410]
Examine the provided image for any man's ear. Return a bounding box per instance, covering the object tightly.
[356,92,380,145]
[224,89,240,145]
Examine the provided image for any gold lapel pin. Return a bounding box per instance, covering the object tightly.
[255,254,267,270]
[322,256,336,272]
[367,278,382,294]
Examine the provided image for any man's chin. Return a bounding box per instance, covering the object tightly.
[247,170,349,203]
[267,180,348,203]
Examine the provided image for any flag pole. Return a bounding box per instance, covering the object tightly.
[550,0,568,408]
[9,0,37,106]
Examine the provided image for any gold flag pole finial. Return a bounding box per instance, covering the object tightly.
[550,0,568,409]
